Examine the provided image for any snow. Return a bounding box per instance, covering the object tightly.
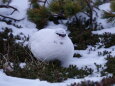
[0,70,103,86]
[95,3,115,28]
[69,46,115,76]
[0,0,115,86]
[92,27,115,34]
[19,63,26,68]
[99,3,111,11]
[0,0,38,44]
[9,0,30,19]
[0,70,64,86]
[29,28,74,66]
[1,38,111,86]
[39,0,52,7]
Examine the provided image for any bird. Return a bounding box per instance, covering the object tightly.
[29,28,74,66]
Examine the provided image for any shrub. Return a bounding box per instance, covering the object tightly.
[30,0,40,8]
[99,33,115,48]
[0,27,30,62]
[73,53,82,58]
[2,0,9,3]
[67,19,99,50]
[63,0,82,17]
[5,60,93,82]
[94,0,107,6]
[102,1,115,24]
[110,1,115,12]
[105,55,115,75]
[103,11,115,23]
[49,0,84,18]
[69,77,115,86]
[27,6,50,29]
[49,0,62,14]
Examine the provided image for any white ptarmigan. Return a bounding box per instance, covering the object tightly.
[29,28,74,66]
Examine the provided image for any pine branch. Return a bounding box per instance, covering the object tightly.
[103,11,115,23]
[0,14,24,28]
[0,0,23,28]
[0,5,18,15]
[0,14,24,22]
[0,5,18,11]
[38,0,48,6]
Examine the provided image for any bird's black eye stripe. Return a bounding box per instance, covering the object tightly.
[56,33,66,37]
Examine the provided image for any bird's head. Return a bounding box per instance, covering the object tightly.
[55,29,67,38]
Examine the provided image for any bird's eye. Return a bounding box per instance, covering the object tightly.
[56,33,66,37]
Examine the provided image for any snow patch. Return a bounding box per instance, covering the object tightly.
[92,27,115,34]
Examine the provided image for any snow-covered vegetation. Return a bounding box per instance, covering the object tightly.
[0,0,115,86]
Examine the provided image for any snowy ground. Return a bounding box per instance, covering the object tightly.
[0,69,103,86]
[93,27,115,34]
[0,0,115,86]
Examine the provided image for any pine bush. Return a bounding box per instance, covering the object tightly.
[27,6,50,29]
[110,1,115,12]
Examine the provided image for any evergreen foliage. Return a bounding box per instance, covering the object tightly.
[110,1,115,12]
[48,0,62,14]
[27,6,50,29]
[105,55,115,76]
[0,28,30,63]
[49,0,84,18]
[28,0,89,29]
[28,0,102,29]
[73,53,82,58]
[103,1,115,23]
[67,17,100,50]
[94,0,107,6]
[99,33,115,48]
[5,60,93,82]
[2,0,9,3]
[30,0,40,8]
[0,0,23,27]
[70,77,115,86]
[103,11,115,23]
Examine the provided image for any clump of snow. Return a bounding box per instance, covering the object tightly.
[19,63,26,68]
[29,28,74,66]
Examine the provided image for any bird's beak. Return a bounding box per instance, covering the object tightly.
[60,34,66,37]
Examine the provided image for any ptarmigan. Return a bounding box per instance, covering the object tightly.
[29,28,74,66]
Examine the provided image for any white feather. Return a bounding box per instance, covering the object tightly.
[29,28,74,66]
